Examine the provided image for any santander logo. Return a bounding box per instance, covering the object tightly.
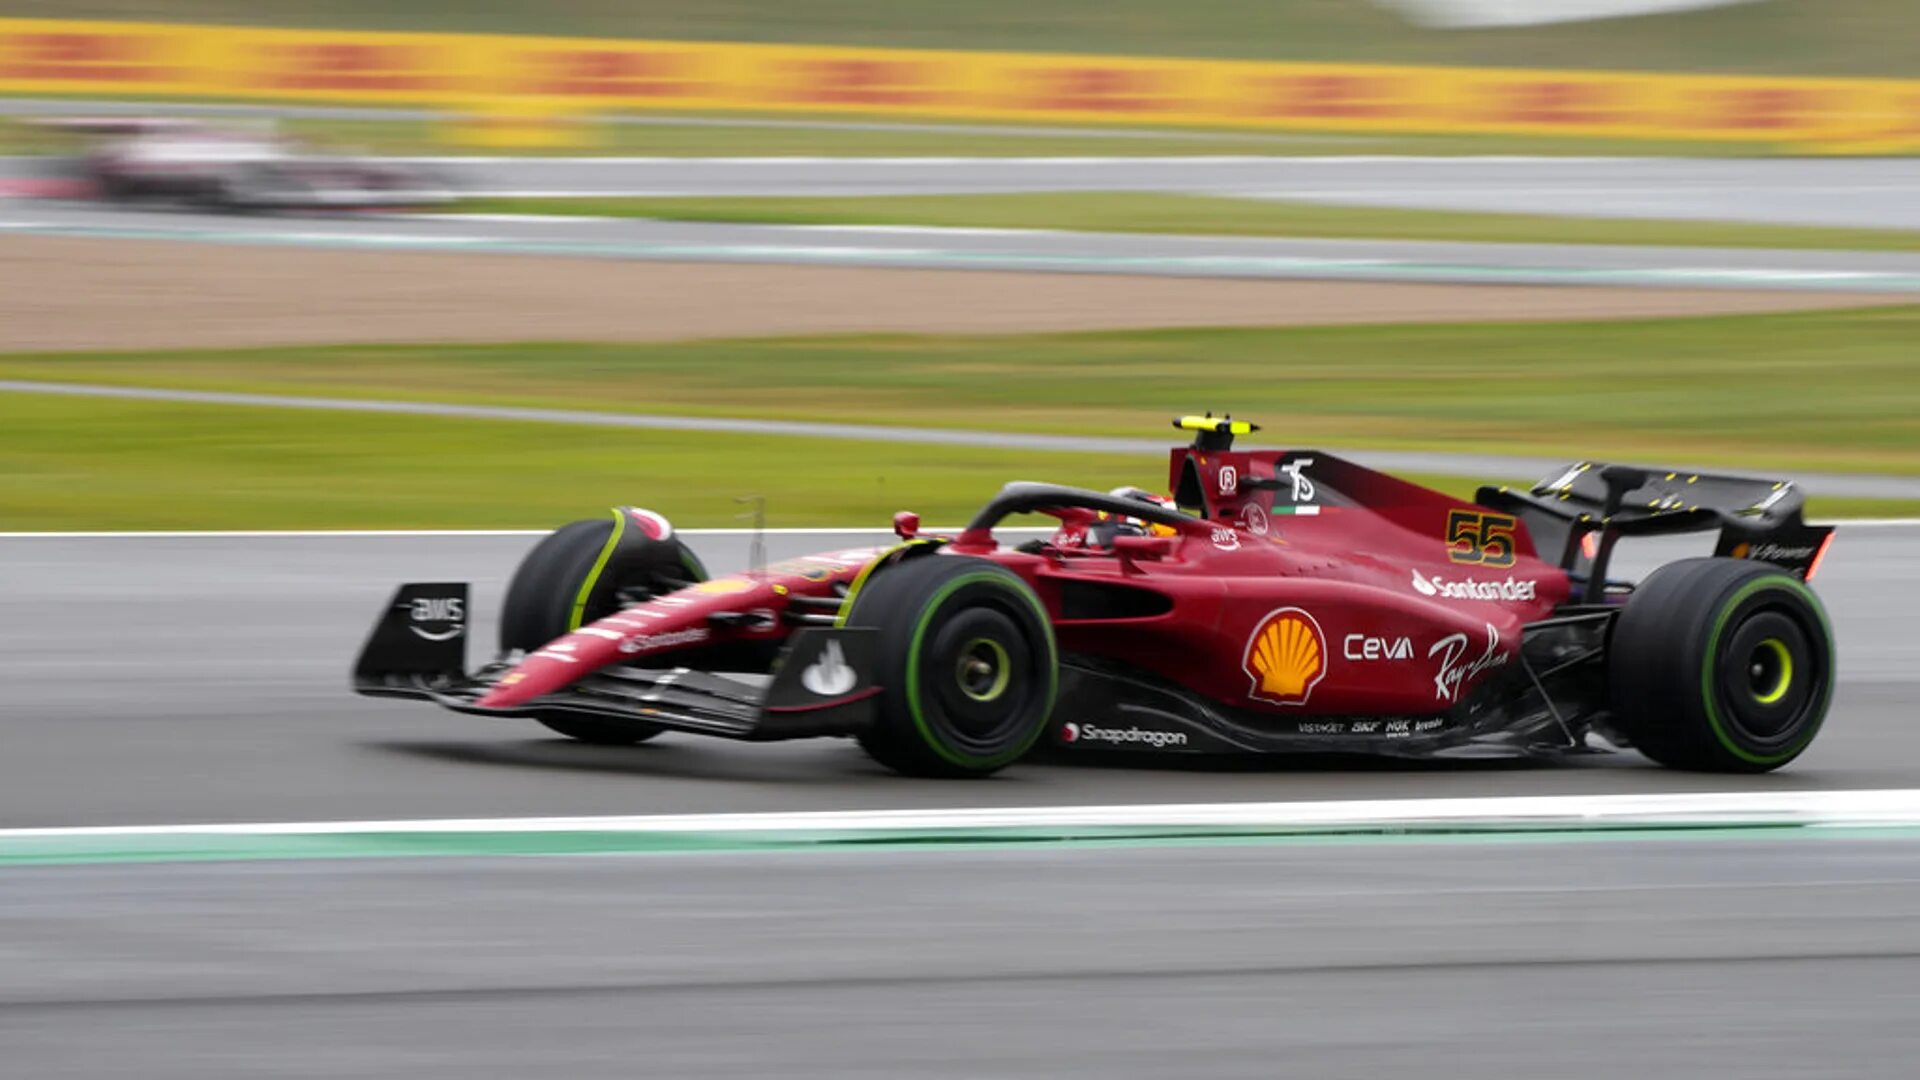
[1410,569,1538,602]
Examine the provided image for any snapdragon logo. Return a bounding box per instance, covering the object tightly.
[1410,569,1537,602]
[1061,722,1189,749]
[617,626,711,654]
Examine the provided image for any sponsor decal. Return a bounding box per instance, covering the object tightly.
[1297,717,1442,736]
[766,558,837,583]
[533,641,579,664]
[1410,569,1538,602]
[1445,509,1518,567]
[1060,721,1189,749]
[625,507,673,540]
[617,626,711,655]
[1211,527,1241,551]
[1218,465,1239,496]
[1731,540,1818,562]
[1238,503,1270,536]
[1244,607,1327,707]
[799,639,859,696]
[1430,623,1510,703]
[1278,457,1316,502]
[693,578,754,595]
[1343,633,1413,661]
[405,595,464,642]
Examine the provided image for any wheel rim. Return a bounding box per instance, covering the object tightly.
[956,637,1012,703]
[1748,637,1793,706]
[919,599,1039,749]
[1712,601,1822,745]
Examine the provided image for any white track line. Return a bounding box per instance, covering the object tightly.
[13,788,1920,839]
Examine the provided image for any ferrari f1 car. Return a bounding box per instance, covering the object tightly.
[355,417,1838,777]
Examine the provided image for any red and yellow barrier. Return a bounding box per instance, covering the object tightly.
[3,17,1916,149]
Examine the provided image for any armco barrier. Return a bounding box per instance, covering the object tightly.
[2,17,1916,149]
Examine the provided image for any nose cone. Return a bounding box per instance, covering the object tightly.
[471,576,779,709]
[475,632,625,709]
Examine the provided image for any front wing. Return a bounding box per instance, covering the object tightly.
[353,583,881,741]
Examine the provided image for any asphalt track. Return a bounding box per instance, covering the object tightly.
[8,196,1920,293]
[49,154,1907,229]
[4,528,1918,1076]
[7,839,1920,1078]
[3,527,1913,828]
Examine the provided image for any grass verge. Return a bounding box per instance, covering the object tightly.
[1,394,1905,530]
[0,392,1520,529]
[451,192,1920,252]
[3,307,1918,478]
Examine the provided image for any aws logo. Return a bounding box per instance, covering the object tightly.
[1243,607,1327,707]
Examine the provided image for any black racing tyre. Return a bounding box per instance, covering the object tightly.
[499,515,707,745]
[844,554,1057,778]
[1609,557,1833,773]
[202,165,285,211]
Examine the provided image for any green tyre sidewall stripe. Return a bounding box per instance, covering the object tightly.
[904,570,1058,771]
[1700,575,1833,766]
[567,507,625,631]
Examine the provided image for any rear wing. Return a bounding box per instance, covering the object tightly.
[1477,462,1834,601]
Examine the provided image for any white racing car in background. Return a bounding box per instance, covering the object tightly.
[33,117,455,212]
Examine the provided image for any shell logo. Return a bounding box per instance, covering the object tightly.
[1243,607,1327,707]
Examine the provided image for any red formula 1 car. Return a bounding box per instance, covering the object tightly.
[355,417,1838,777]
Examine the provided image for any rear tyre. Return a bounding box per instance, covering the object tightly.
[1609,557,1833,773]
[499,515,707,745]
[844,555,1057,778]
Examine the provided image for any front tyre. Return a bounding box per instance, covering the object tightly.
[845,555,1057,778]
[1609,557,1833,773]
[499,512,708,745]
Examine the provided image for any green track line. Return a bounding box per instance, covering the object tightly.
[6,821,1920,867]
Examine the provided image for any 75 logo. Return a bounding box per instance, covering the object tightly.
[1445,510,1517,568]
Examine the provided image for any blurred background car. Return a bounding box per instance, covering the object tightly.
[31,116,455,210]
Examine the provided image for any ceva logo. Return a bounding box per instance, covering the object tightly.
[1243,607,1327,707]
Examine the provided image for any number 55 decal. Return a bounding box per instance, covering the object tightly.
[1446,510,1517,568]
